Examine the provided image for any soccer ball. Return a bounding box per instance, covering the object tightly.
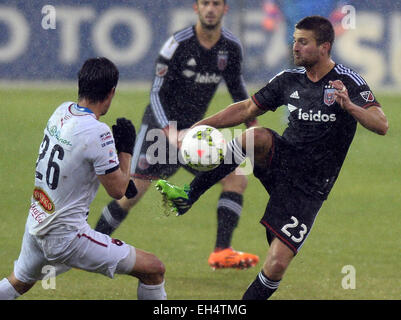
[180,125,226,172]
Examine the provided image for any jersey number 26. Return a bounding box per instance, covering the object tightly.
[35,134,64,190]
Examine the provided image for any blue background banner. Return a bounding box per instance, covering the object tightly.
[0,0,400,89]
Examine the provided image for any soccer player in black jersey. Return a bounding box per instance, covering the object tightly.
[158,16,388,299]
[95,0,260,269]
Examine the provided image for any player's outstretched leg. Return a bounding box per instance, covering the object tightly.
[95,179,152,235]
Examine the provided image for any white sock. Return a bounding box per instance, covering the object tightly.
[137,280,167,300]
[0,278,20,300]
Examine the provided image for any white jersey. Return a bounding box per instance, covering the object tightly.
[27,102,119,236]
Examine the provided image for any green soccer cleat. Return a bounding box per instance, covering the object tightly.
[155,180,192,215]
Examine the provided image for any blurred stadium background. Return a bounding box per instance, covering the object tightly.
[0,0,400,300]
[0,0,400,90]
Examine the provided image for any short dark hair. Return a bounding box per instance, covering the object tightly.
[295,16,335,54]
[78,57,119,103]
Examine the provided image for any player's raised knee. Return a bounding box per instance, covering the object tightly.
[144,253,166,280]
[240,127,272,153]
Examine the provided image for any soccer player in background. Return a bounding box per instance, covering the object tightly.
[95,0,260,269]
[157,16,388,299]
[0,57,167,300]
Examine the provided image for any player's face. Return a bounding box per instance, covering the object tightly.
[292,29,322,68]
[195,0,227,30]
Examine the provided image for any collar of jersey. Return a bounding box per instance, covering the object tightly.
[71,103,96,118]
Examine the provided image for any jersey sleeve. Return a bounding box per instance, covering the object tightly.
[86,123,120,176]
[149,35,180,128]
[223,43,249,102]
[251,71,285,112]
[348,83,381,109]
[336,65,381,109]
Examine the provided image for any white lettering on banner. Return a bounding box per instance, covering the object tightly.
[93,8,151,65]
[390,13,401,87]
[57,7,95,64]
[264,20,288,68]
[241,11,269,70]
[240,10,289,68]
[0,6,29,62]
[0,5,400,90]
[169,9,196,34]
[334,12,385,88]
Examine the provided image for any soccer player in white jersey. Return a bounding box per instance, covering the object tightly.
[0,57,166,300]
[95,0,259,270]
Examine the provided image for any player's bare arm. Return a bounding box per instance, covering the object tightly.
[330,80,388,135]
[193,98,265,129]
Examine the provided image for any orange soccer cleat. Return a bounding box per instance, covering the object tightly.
[208,247,259,270]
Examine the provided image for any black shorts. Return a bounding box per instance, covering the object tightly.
[254,129,324,254]
[131,118,198,180]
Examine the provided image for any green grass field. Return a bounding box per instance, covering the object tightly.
[0,88,400,300]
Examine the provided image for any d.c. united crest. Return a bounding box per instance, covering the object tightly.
[323,85,336,106]
[217,51,228,71]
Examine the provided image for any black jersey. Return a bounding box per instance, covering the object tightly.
[145,25,248,130]
[252,64,381,199]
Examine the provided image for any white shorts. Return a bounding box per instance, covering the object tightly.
[14,220,136,284]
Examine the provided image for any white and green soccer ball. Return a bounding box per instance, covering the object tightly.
[180,125,227,172]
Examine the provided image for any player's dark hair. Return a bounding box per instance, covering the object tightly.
[78,57,119,103]
[295,16,335,54]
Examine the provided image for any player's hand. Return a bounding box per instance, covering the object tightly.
[330,80,351,110]
[112,118,136,155]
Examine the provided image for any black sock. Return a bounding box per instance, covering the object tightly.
[242,270,281,300]
[94,200,129,235]
[215,192,243,249]
[189,138,246,202]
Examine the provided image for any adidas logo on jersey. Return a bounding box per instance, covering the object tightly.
[187,58,197,66]
[183,69,195,78]
[290,90,299,99]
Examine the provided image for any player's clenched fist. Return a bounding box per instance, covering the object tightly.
[112,118,136,155]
